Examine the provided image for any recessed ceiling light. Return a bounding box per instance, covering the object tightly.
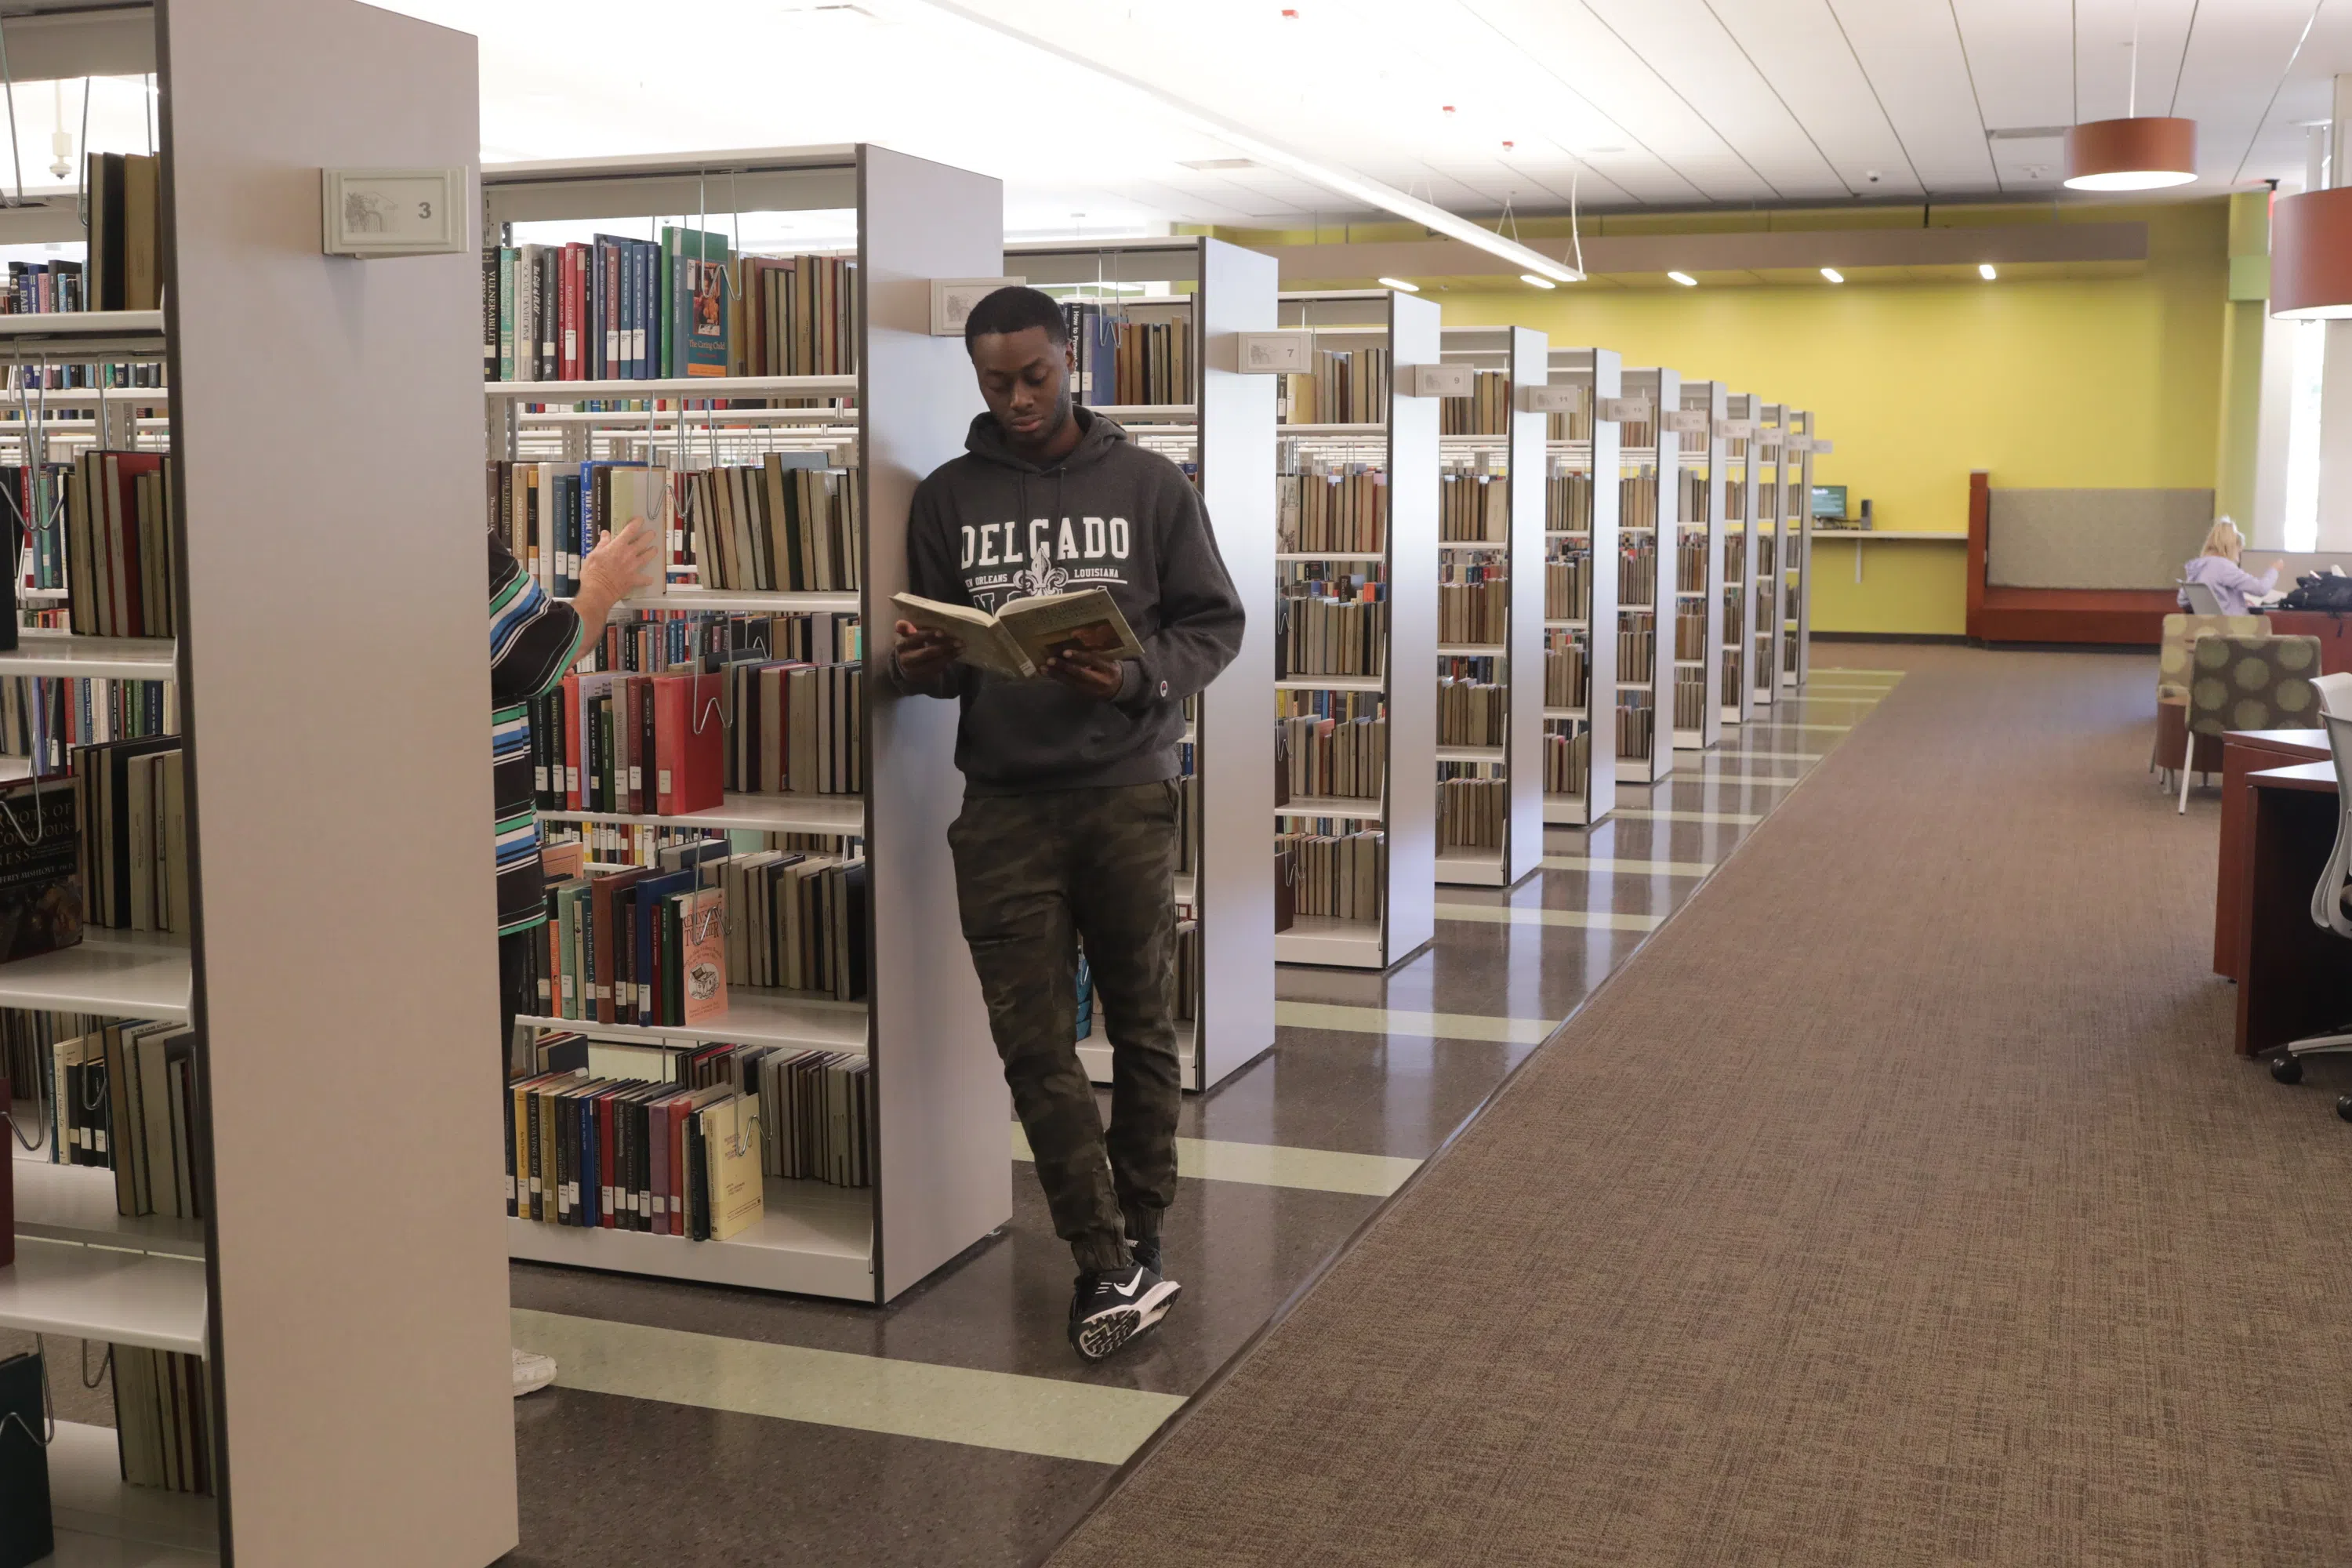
[1979,263,1998,281]
[1520,273,1556,289]
[1378,277,1421,292]
[1668,271,1697,287]
[1820,267,1844,284]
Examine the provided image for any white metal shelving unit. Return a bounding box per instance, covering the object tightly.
[1271,289,1437,971]
[1786,408,1817,689]
[481,143,1011,1307]
[1619,368,1680,784]
[1719,393,1761,727]
[1541,347,1622,829]
[1751,404,1787,711]
[1674,379,1729,752]
[1007,234,1278,1093]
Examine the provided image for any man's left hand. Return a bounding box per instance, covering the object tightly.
[1044,648,1123,700]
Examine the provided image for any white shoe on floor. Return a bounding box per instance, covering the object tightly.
[511,1346,557,1398]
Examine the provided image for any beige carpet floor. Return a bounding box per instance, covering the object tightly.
[1054,645,2352,1566]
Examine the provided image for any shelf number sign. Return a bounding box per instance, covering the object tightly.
[321,168,467,258]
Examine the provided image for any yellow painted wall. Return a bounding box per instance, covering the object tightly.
[1411,201,2230,635]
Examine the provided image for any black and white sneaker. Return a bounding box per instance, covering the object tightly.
[1128,1234,1162,1278]
[1067,1262,1181,1363]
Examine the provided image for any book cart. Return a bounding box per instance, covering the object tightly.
[1784,408,1817,688]
[4,2,521,1562]
[1270,289,1437,971]
[1427,327,1545,888]
[1671,379,1729,752]
[1617,368,1681,785]
[994,234,1278,1092]
[1718,394,1762,728]
[1750,405,1786,712]
[1539,347,1624,829]
[481,145,1012,1306]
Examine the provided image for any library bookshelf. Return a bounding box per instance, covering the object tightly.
[1429,327,1544,888]
[0,2,517,1562]
[1540,347,1623,829]
[1719,393,1761,727]
[1785,408,1817,689]
[1751,405,1787,711]
[1004,235,1278,1094]
[1673,379,1729,752]
[1272,289,1436,970]
[481,145,1012,1305]
[1617,368,1680,786]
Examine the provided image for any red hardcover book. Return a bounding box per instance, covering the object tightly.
[586,867,647,1025]
[561,673,583,810]
[559,243,585,381]
[653,671,724,816]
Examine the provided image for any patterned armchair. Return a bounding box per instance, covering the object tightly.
[2154,613,2269,779]
[2176,633,2322,811]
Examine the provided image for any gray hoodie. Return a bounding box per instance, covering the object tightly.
[884,406,1246,795]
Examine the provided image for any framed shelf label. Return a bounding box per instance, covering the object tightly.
[1236,330,1314,374]
[931,277,1025,337]
[1599,396,1652,424]
[1788,434,1814,453]
[1406,363,1474,398]
[1664,409,1709,437]
[1715,417,1755,440]
[321,168,466,257]
[1523,386,1582,414]
[1813,437,1835,455]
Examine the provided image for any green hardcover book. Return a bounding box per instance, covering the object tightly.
[498,245,517,383]
[661,227,731,379]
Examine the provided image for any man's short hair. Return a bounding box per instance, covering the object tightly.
[963,285,1068,353]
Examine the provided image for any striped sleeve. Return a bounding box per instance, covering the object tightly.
[489,526,584,705]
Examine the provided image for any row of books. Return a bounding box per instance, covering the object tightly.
[1438,470,1508,543]
[1439,371,1509,437]
[1279,714,1385,800]
[1277,347,1390,426]
[717,851,869,996]
[682,457,862,593]
[506,1066,765,1236]
[1546,471,1594,533]
[1676,532,1708,597]
[86,152,164,313]
[1725,532,1748,587]
[540,854,732,1027]
[1438,775,1506,850]
[1675,608,1708,662]
[1543,388,1593,442]
[1545,630,1588,710]
[543,822,744,869]
[1620,537,1658,608]
[1066,304,1193,406]
[716,661,864,797]
[63,449,174,638]
[3,462,68,591]
[1619,412,1657,450]
[1545,550,1591,622]
[0,1008,86,1126]
[1620,610,1657,684]
[39,1022,201,1222]
[484,229,722,382]
[114,1345,214,1495]
[1438,572,1507,648]
[1277,463,1386,555]
[1543,727,1591,797]
[0,677,175,771]
[1617,691,1654,760]
[1277,688,1384,724]
[1279,593,1388,680]
[5,259,82,315]
[487,458,675,601]
[1725,480,1748,522]
[574,608,861,677]
[1722,656,1744,706]
[1674,670,1708,731]
[1438,678,1505,748]
[739,252,861,379]
[75,736,187,933]
[1276,829,1385,921]
[1679,470,1709,527]
[1784,628,1802,674]
[1620,467,1661,532]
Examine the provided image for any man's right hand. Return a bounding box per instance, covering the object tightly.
[579,516,662,602]
[894,619,963,679]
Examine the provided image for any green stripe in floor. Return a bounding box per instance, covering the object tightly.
[1273,1001,1557,1044]
[513,1308,1182,1465]
[1436,902,1664,931]
[1544,855,1715,876]
[1011,1124,1420,1197]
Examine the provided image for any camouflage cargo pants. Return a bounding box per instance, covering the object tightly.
[948,780,1182,1274]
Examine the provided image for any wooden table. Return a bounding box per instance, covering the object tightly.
[2234,760,2352,1056]
[2215,728,2329,978]
[2266,612,2352,673]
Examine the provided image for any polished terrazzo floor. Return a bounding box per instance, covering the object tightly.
[491,663,1900,1567]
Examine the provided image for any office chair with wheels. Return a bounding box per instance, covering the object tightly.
[2268,671,2352,1108]
[2180,579,2227,615]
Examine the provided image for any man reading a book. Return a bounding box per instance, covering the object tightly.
[887,285,1244,1363]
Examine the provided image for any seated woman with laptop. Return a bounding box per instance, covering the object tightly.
[2180,517,2281,615]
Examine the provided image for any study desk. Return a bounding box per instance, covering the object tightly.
[2232,760,2352,1058]
[2215,728,2329,978]
[2266,612,2352,675]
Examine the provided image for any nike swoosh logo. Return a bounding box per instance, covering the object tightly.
[1110,1276,1142,1299]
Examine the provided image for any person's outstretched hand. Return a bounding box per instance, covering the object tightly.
[579,516,662,603]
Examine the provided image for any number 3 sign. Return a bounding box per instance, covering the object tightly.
[321,168,467,258]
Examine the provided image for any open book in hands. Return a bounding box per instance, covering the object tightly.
[891,588,1145,680]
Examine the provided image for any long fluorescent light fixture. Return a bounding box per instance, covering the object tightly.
[896,0,1584,284]
[1377,276,1421,292]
